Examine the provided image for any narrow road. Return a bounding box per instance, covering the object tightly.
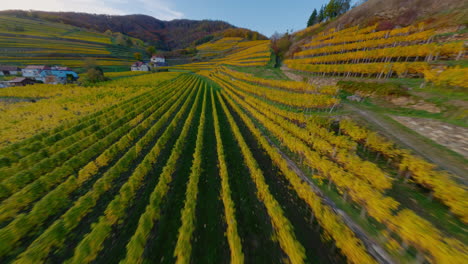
[344,103,468,184]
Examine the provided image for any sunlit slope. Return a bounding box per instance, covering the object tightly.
[168,38,271,71]
[0,15,147,68]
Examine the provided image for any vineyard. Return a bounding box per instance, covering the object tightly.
[1,58,467,263]
[0,15,147,69]
[166,39,272,71]
[285,24,467,87]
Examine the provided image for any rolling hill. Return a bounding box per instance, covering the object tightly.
[0,15,150,71]
[0,10,246,50]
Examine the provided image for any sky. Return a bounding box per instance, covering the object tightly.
[0,0,335,37]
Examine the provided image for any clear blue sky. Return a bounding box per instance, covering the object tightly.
[170,0,331,37]
[1,0,345,37]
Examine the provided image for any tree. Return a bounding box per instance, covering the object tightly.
[325,0,338,19]
[307,9,318,27]
[339,0,352,15]
[126,38,134,47]
[146,46,156,56]
[134,52,142,61]
[115,33,127,46]
[81,58,108,85]
[324,0,351,20]
[271,32,292,63]
[318,6,325,23]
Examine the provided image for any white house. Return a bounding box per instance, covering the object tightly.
[151,55,165,63]
[22,65,51,82]
[131,62,151,71]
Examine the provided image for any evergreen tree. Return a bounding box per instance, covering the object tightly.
[325,0,338,19]
[307,9,318,27]
[339,0,352,14]
[325,0,351,20]
[318,5,325,22]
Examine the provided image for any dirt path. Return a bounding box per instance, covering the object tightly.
[281,66,339,87]
[280,66,304,82]
[392,116,468,158]
[344,103,468,184]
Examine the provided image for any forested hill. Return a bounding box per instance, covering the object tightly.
[0,10,247,50]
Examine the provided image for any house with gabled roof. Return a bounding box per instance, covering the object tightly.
[150,55,168,67]
[151,55,165,63]
[131,61,151,71]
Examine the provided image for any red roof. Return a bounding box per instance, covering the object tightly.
[24,65,51,70]
[151,55,165,59]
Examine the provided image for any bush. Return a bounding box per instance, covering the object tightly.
[80,59,110,85]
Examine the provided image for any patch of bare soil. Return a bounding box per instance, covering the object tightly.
[344,103,468,183]
[390,97,441,113]
[392,116,468,158]
[281,66,339,87]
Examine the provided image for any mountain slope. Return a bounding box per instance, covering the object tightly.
[0,10,238,50]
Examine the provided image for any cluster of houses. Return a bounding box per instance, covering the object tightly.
[0,65,79,87]
[131,55,167,71]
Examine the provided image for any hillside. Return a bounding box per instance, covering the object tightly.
[165,37,272,69]
[330,0,467,30]
[0,15,150,71]
[0,10,242,50]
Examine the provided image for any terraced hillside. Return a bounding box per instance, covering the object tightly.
[167,38,272,71]
[0,15,147,70]
[286,24,466,85]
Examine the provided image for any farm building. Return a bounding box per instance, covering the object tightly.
[21,65,78,84]
[131,62,151,71]
[46,66,79,84]
[0,66,21,76]
[22,65,52,80]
